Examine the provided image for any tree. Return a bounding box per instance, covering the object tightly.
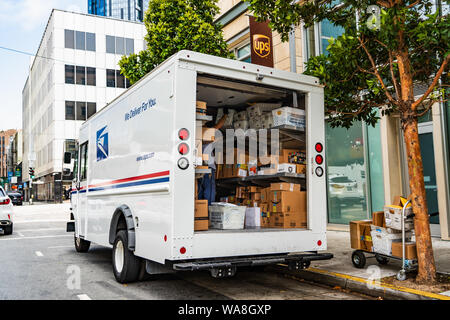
[119,0,234,84]
[246,0,449,283]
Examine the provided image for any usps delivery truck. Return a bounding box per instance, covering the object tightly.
[66,51,332,283]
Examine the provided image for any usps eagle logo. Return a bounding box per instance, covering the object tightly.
[96,126,109,161]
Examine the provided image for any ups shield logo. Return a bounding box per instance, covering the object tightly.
[253,34,271,58]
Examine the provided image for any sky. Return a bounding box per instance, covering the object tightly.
[0,0,87,131]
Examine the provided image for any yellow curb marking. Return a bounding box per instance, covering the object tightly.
[303,266,450,300]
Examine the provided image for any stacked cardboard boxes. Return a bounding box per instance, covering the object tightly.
[194,200,209,231]
[349,195,417,259]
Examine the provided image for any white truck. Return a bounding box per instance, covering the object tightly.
[66,51,332,283]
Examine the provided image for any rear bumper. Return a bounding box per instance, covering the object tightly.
[171,252,333,271]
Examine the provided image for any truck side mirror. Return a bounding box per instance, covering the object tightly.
[64,152,72,164]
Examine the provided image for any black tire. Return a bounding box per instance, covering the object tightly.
[112,230,141,283]
[3,224,13,235]
[375,254,389,265]
[74,234,91,252]
[351,250,366,269]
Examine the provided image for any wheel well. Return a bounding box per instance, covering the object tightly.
[108,205,136,251]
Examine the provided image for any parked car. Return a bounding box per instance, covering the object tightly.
[0,187,14,235]
[7,192,23,206]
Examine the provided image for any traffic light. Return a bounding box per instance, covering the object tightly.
[29,167,35,179]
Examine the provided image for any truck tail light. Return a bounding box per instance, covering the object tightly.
[178,143,189,155]
[180,247,186,254]
[178,128,190,141]
[315,143,323,153]
[0,198,10,205]
[315,155,323,165]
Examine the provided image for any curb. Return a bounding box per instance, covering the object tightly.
[269,265,450,300]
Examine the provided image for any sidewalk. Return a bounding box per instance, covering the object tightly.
[273,229,450,300]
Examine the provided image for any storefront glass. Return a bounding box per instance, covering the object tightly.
[366,119,385,213]
[326,121,368,224]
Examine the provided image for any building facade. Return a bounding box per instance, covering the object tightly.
[0,129,17,189]
[88,0,149,22]
[22,9,146,202]
[215,0,450,240]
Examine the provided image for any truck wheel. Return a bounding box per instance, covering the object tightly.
[351,250,366,269]
[74,235,90,252]
[112,230,141,283]
[4,224,13,235]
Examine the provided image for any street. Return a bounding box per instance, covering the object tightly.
[0,203,369,300]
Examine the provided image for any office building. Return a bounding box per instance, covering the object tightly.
[22,9,146,202]
[88,0,149,22]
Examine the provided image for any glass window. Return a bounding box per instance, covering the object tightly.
[237,44,250,60]
[76,31,86,50]
[64,29,74,49]
[79,142,88,181]
[125,38,134,55]
[326,121,368,224]
[65,65,75,84]
[116,70,125,88]
[86,32,96,51]
[116,37,125,55]
[76,102,87,121]
[107,69,116,87]
[106,35,115,54]
[65,101,75,120]
[366,117,385,214]
[86,67,96,86]
[87,103,96,119]
[76,66,86,85]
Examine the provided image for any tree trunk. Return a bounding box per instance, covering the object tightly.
[402,116,437,283]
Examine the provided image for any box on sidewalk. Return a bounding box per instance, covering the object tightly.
[372,211,385,227]
[370,225,412,256]
[391,241,417,260]
[350,220,373,251]
[384,205,414,231]
[194,200,209,231]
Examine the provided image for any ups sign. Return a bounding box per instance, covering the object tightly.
[249,16,274,67]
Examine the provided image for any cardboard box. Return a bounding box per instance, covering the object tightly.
[372,211,385,227]
[270,191,306,213]
[251,193,261,201]
[370,225,412,256]
[248,186,261,193]
[271,211,307,229]
[270,183,301,192]
[260,188,270,203]
[209,204,246,230]
[272,107,305,128]
[391,241,417,260]
[196,101,207,111]
[194,219,209,231]
[384,205,414,230]
[202,128,215,142]
[261,216,271,228]
[277,163,297,174]
[279,149,299,164]
[296,164,306,174]
[350,220,373,251]
[194,200,209,231]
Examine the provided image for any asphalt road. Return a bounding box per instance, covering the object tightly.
[0,203,370,300]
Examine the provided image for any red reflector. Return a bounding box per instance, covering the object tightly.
[180,247,186,254]
[178,128,190,140]
[315,143,323,153]
[178,143,189,155]
[318,240,322,246]
[0,198,10,205]
[315,155,324,165]
[164,235,167,242]
[8,214,11,220]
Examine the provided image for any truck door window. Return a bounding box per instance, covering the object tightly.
[79,142,88,181]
